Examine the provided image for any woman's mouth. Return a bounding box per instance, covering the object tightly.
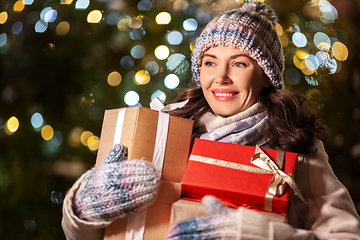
[212,90,239,101]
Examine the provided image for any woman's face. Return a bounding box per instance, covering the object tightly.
[199,46,269,117]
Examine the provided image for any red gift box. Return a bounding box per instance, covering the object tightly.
[181,139,302,214]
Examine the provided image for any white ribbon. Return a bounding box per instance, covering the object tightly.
[121,98,181,240]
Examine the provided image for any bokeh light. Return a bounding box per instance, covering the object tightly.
[164,74,180,89]
[167,31,183,45]
[56,21,70,35]
[87,135,100,151]
[60,0,73,5]
[35,20,48,33]
[13,1,25,12]
[68,127,83,147]
[304,54,319,71]
[124,90,140,106]
[130,17,142,28]
[275,23,283,36]
[107,71,122,86]
[296,49,309,60]
[0,33,7,47]
[120,55,134,69]
[137,0,152,11]
[154,45,170,60]
[145,61,159,75]
[6,116,19,133]
[155,12,171,25]
[131,45,145,59]
[31,112,44,129]
[44,9,58,23]
[75,0,90,9]
[117,16,132,31]
[23,0,34,5]
[41,125,54,141]
[51,131,63,146]
[292,32,307,48]
[332,42,348,61]
[0,12,8,24]
[80,130,93,146]
[130,28,145,40]
[151,90,166,102]
[314,32,331,50]
[87,10,103,23]
[134,70,150,85]
[183,18,198,31]
[285,68,301,85]
[11,22,23,35]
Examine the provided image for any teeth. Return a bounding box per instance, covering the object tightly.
[214,92,235,97]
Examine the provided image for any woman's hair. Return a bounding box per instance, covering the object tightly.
[168,87,329,155]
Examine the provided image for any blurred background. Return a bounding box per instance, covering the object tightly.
[1,0,359,239]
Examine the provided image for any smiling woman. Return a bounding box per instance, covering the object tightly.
[200,46,268,116]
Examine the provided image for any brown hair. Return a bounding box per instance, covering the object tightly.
[168,87,329,155]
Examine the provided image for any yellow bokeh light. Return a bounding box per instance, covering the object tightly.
[189,40,195,52]
[56,21,70,35]
[87,135,100,151]
[0,11,8,24]
[117,16,132,31]
[293,55,302,69]
[154,45,170,60]
[60,0,73,5]
[296,49,309,60]
[13,0,25,12]
[107,71,122,86]
[68,127,83,147]
[332,42,348,61]
[155,12,171,25]
[276,23,283,36]
[6,116,19,133]
[80,131,93,146]
[280,35,289,48]
[301,63,314,75]
[87,10,102,23]
[134,70,150,85]
[41,125,54,141]
[130,17,143,28]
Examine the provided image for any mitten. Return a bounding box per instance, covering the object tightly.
[165,196,270,240]
[74,144,160,222]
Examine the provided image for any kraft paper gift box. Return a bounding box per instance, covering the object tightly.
[181,139,303,215]
[103,181,181,240]
[95,106,193,182]
[169,198,287,227]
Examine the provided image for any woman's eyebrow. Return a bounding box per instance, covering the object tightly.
[203,53,251,59]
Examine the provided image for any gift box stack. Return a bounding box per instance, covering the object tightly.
[95,106,193,240]
[95,105,301,239]
[172,138,302,226]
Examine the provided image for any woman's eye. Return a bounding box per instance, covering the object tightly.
[204,61,215,67]
[234,62,245,67]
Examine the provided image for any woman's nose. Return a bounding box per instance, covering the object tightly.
[214,67,232,84]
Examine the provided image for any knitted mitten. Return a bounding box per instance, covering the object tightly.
[165,196,270,240]
[74,144,160,222]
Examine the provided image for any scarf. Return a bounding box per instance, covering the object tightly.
[194,102,271,147]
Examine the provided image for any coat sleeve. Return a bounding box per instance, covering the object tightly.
[238,140,360,240]
[61,170,113,240]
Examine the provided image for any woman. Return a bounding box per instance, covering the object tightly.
[62,2,360,239]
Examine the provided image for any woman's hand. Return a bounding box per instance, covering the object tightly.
[165,196,242,239]
[73,144,160,222]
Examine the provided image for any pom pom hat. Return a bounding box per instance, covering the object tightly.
[191,1,284,89]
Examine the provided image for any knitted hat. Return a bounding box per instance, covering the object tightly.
[191,1,284,89]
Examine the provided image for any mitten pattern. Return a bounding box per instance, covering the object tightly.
[74,144,160,222]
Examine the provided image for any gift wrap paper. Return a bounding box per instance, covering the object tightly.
[96,106,193,182]
[169,199,286,226]
[181,139,300,214]
[103,181,181,240]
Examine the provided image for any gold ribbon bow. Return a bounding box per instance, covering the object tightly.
[251,146,306,211]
